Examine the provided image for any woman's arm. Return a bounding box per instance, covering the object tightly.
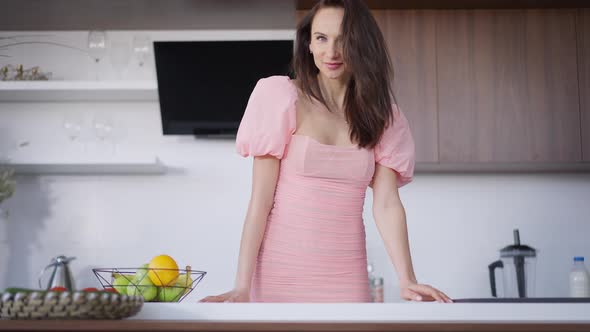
[234,155,280,291]
[199,155,280,302]
[371,164,452,303]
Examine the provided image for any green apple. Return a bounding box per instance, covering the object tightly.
[157,273,193,301]
[127,275,158,301]
[157,285,183,302]
[112,275,131,295]
[175,274,193,295]
[134,263,150,283]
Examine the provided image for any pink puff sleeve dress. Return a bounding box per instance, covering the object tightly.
[236,76,415,302]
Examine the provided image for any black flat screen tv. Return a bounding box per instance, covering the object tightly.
[154,40,294,136]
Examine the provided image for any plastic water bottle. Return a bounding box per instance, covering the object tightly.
[569,256,590,297]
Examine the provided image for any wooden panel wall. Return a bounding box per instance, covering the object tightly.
[372,10,438,162]
[522,9,580,162]
[579,9,590,161]
[436,9,580,162]
[296,8,583,164]
[296,0,590,10]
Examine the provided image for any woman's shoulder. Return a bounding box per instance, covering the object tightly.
[257,75,292,84]
[236,75,298,159]
[247,75,298,113]
[254,75,297,96]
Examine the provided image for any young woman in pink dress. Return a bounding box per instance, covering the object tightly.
[200,0,452,303]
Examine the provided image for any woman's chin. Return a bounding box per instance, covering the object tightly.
[320,69,346,81]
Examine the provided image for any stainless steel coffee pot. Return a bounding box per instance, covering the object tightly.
[38,255,76,291]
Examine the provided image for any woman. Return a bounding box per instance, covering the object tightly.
[200,0,452,303]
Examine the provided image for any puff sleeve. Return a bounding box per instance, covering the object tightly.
[235,76,297,159]
[374,104,416,188]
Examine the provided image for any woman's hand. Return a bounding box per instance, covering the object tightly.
[400,281,453,303]
[198,288,250,303]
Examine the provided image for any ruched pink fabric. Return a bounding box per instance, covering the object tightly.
[236,76,416,302]
[374,103,416,187]
[236,76,297,159]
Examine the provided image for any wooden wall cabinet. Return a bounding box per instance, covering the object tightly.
[436,9,580,163]
[373,10,438,163]
[296,7,589,170]
[579,9,590,162]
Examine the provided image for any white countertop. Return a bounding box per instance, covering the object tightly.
[130,302,590,323]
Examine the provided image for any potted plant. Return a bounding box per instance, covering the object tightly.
[0,169,15,215]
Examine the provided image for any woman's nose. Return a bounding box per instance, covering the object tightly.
[327,42,341,59]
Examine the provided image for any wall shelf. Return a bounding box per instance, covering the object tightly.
[0,80,158,102]
[0,156,166,175]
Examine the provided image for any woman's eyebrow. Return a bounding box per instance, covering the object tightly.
[312,32,326,36]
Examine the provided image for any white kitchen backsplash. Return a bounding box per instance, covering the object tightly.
[1,29,590,302]
[1,137,589,302]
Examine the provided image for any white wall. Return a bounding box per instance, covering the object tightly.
[1,28,590,302]
[1,138,589,302]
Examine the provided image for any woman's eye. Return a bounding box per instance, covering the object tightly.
[316,36,326,41]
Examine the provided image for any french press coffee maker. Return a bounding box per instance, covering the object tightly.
[488,229,537,298]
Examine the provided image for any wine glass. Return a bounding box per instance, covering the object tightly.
[88,30,108,80]
[92,113,115,154]
[132,34,152,68]
[62,112,85,153]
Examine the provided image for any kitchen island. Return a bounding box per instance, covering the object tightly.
[1,302,589,331]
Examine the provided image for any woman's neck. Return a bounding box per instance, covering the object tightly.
[317,74,350,112]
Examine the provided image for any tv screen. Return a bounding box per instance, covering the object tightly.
[154,40,294,136]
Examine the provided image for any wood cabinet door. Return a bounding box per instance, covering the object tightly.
[373,10,439,163]
[579,9,590,162]
[436,9,581,163]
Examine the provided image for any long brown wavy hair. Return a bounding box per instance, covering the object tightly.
[292,0,398,149]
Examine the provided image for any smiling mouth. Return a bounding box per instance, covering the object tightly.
[325,62,343,70]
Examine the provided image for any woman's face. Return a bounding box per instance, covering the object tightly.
[309,7,348,81]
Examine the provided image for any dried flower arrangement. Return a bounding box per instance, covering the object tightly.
[0,169,15,206]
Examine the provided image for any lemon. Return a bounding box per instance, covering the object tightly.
[148,254,179,286]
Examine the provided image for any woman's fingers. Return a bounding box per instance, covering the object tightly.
[439,290,453,303]
[198,289,250,303]
[199,295,226,302]
[431,288,453,303]
[224,296,238,303]
[408,284,452,303]
[401,287,423,301]
[407,284,435,301]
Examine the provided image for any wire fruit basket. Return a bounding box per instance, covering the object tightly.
[92,266,206,303]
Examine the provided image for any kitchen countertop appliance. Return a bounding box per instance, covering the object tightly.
[488,229,536,298]
[38,255,76,291]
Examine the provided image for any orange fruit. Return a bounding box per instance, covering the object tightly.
[148,254,179,286]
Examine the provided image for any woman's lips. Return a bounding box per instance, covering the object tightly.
[325,62,343,70]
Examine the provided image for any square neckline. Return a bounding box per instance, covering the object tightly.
[286,78,360,150]
[291,134,361,150]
